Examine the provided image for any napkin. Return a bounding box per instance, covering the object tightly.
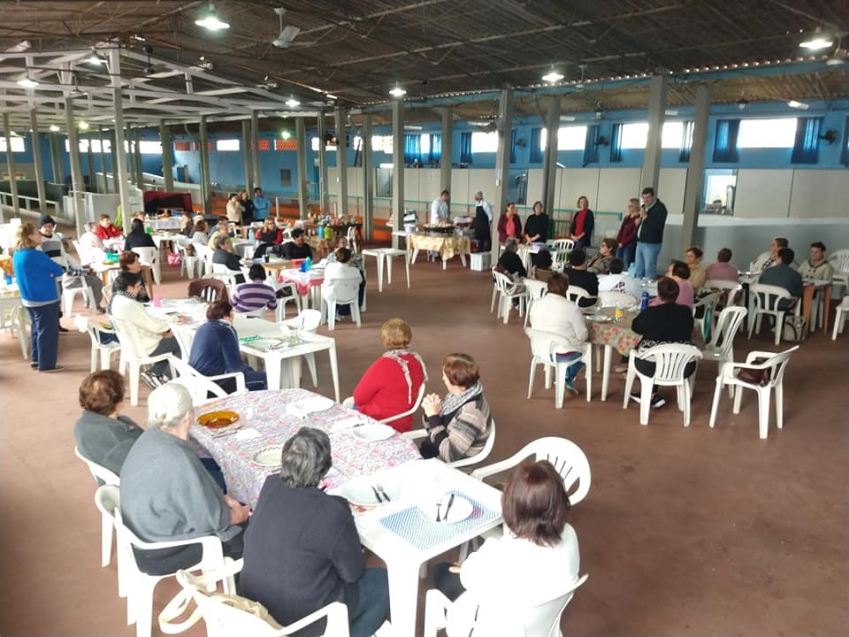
[233,428,262,441]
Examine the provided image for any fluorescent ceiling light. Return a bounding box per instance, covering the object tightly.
[49,125,60,132]
[86,49,107,66]
[17,77,38,88]
[325,94,338,100]
[559,115,576,122]
[195,3,230,30]
[79,121,90,130]
[665,109,679,116]
[285,98,301,108]
[800,28,833,50]
[389,86,407,98]
[542,69,564,83]
[787,100,809,110]
[281,130,291,139]
[6,41,31,53]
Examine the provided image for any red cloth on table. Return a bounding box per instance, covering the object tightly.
[353,355,426,433]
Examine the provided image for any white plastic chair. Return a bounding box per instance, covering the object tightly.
[750,250,772,272]
[346,225,359,254]
[93,485,235,637]
[211,263,241,293]
[176,242,199,279]
[597,290,638,307]
[268,274,301,321]
[493,270,528,324]
[278,309,323,387]
[525,328,593,405]
[76,315,122,372]
[404,420,496,469]
[523,279,548,328]
[708,346,799,439]
[833,297,849,340]
[552,249,570,273]
[566,285,596,307]
[622,344,703,427]
[423,574,588,637]
[161,562,350,637]
[110,317,175,406]
[828,249,849,297]
[132,246,162,285]
[74,446,120,568]
[549,238,575,253]
[194,244,214,277]
[703,279,743,307]
[747,283,801,346]
[61,274,96,317]
[701,306,748,372]
[693,291,722,340]
[9,305,30,359]
[167,356,246,405]
[320,278,362,331]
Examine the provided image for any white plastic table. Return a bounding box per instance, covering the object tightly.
[361,248,410,292]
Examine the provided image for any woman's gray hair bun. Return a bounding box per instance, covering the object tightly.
[146,382,194,430]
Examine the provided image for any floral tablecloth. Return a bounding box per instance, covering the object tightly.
[192,388,422,508]
[278,268,324,296]
[588,307,704,357]
[408,233,470,261]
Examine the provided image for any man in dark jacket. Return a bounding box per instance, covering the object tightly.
[634,186,668,280]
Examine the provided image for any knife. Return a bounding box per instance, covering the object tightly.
[443,493,456,522]
[370,485,383,503]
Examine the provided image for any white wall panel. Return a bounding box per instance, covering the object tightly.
[526,169,544,207]
[657,168,687,214]
[467,168,495,205]
[450,169,470,209]
[788,170,849,219]
[558,168,600,211]
[346,167,363,198]
[734,169,792,219]
[597,168,641,212]
[418,169,442,203]
[404,168,421,203]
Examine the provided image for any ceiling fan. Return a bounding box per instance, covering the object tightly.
[272,8,301,48]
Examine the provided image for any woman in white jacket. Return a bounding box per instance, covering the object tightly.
[528,272,588,394]
[323,246,364,319]
[108,272,181,387]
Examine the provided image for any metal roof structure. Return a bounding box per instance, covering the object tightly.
[0,1,847,130]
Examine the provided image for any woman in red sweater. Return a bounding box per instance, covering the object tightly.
[352,318,427,432]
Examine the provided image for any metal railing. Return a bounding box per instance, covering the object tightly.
[0,190,63,222]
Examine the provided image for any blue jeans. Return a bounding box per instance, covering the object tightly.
[554,351,584,383]
[616,244,636,269]
[634,242,662,280]
[351,568,389,637]
[27,302,60,370]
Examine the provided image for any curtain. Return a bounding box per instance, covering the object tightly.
[404,135,420,165]
[583,125,600,166]
[429,134,442,165]
[712,119,740,163]
[609,123,623,162]
[510,129,517,164]
[791,117,822,164]
[679,121,694,162]
[460,132,473,165]
[841,118,849,167]
[529,128,543,163]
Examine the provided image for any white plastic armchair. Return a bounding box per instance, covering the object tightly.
[404,420,497,469]
[162,562,350,637]
[492,270,528,324]
[566,285,596,307]
[622,343,703,427]
[378,382,427,426]
[701,306,747,371]
[61,272,96,317]
[194,245,214,277]
[93,485,236,637]
[693,291,722,340]
[549,238,575,253]
[525,327,593,405]
[74,447,120,568]
[320,278,362,330]
[167,356,246,405]
[522,278,548,328]
[833,297,849,340]
[748,283,801,345]
[423,574,588,637]
[750,250,772,272]
[131,246,161,284]
[828,249,849,297]
[76,315,122,372]
[708,345,799,440]
[211,263,241,293]
[110,318,175,406]
[703,279,743,306]
[280,309,323,387]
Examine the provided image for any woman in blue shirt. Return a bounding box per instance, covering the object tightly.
[188,300,267,392]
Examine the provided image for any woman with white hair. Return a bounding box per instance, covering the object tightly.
[240,427,389,637]
[119,383,250,575]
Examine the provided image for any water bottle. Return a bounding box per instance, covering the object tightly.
[304,256,312,272]
[640,291,649,311]
[248,229,255,243]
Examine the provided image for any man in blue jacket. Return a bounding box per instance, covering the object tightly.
[252,188,271,221]
[634,186,668,280]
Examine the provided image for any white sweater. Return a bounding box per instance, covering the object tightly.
[109,294,170,355]
[528,294,588,351]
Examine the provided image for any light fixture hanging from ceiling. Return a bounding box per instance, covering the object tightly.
[49,125,61,132]
[86,48,107,66]
[17,72,38,88]
[799,27,833,50]
[285,97,301,108]
[195,2,230,30]
[79,121,90,130]
[542,67,565,83]
[787,100,810,110]
[826,32,848,65]
[389,85,407,98]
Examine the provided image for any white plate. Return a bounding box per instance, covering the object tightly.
[352,424,396,442]
[419,495,473,524]
[585,315,612,323]
[298,396,335,413]
[339,480,401,507]
[252,446,283,468]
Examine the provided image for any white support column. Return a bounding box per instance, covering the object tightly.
[295,117,309,220]
[491,89,513,263]
[241,119,253,192]
[334,107,349,217]
[541,95,560,218]
[98,126,109,193]
[109,48,131,226]
[3,113,20,219]
[440,107,453,192]
[30,110,47,213]
[133,127,144,188]
[49,132,63,186]
[362,114,374,240]
[160,122,174,191]
[642,75,668,193]
[317,112,329,214]
[681,84,711,253]
[65,96,85,235]
[199,115,212,215]
[391,100,405,250]
[251,111,261,190]
[85,136,96,191]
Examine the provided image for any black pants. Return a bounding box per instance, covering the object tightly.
[634,358,697,380]
[432,562,465,602]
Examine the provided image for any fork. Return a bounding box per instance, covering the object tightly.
[376,484,391,502]
[435,497,443,522]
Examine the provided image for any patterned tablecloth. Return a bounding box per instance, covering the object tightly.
[192,388,422,508]
[278,268,324,296]
[408,233,470,261]
[588,310,641,357]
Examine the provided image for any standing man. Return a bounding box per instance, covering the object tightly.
[634,186,668,280]
[253,187,271,221]
[472,191,493,252]
[430,189,450,224]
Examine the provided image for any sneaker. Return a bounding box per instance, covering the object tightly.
[650,394,667,409]
[565,380,579,394]
[59,326,69,333]
[39,366,65,373]
[30,362,38,369]
[629,392,642,404]
[153,373,169,387]
[140,371,158,390]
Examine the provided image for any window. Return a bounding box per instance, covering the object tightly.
[352,136,363,152]
[617,122,684,150]
[737,118,797,148]
[471,131,498,153]
[65,139,107,153]
[138,140,162,154]
[371,135,393,153]
[420,133,431,156]
[539,126,587,151]
[310,136,337,152]
[215,139,240,152]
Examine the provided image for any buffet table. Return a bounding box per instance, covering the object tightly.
[408,232,470,269]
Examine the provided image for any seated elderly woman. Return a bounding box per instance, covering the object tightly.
[419,353,493,463]
[631,277,696,409]
[74,370,142,476]
[528,272,588,394]
[188,300,267,392]
[586,237,618,274]
[119,383,250,575]
[650,260,694,309]
[212,234,246,284]
[496,237,527,279]
[240,427,389,637]
[190,219,210,246]
[532,249,554,282]
[111,250,151,303]
[350,318,427,432]
[431,460,580,633]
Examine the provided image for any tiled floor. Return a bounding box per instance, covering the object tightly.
[1,249,846,636]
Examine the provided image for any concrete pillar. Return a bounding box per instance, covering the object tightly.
[491,89,513,263]
[199,115,212,215]
[642,75,668,193]
[85,137,96,192]
[109,48,131,227]
[133,127,144,188]
[160,122,174,191]
[251,110,261,189]
[317,112,329,214]
[541,96,561,218]
[2,113,20,219]
[362,114,374,239]
[241,119,253,191]
[295,117,308,220]
[65,96,86,235]
[334,107,349,217]
[98,126,109,193]
[391,100,404,250]
[681,84,711,253]
[440,107,453,192]
[30,110,47,213]
[49,132,63,185]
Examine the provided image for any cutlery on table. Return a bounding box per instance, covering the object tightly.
[370,485,383,504]
[435,497,443,522]
[443,493,456,522]
[376,484,391,502]
[212,426,242,439]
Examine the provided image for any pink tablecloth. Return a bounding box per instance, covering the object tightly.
[278,268,324,296]
[191,389,421,508]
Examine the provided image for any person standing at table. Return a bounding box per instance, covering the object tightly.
[634,186,668,280]
[524,201,550,245]
[13,222,65,372]
[240,427,390,637]
[238,190,254,224]
[472,191,493,252]
[616,198,640,268]
[253,188,271,221]
[226,192,244,225]
[569,196,594,249]
[430,189,450,224]
[496,202,522,245]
